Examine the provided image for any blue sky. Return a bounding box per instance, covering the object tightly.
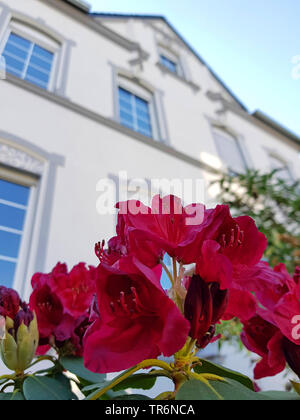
[90,0,300,136]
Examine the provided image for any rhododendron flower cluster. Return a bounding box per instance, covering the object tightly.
[29,262,96,357]
[84,195,268,374]
[1,195,300,401]
[239,264,300,379]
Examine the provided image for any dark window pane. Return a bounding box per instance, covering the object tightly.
[0,230,21,259]
[0,260,16,288]
[0,203,26,231]
[0,180,30,206]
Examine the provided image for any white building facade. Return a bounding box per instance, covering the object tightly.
[0,0,299,301]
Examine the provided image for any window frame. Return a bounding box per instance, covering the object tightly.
[160,54,178,75]
[117,76,160,141]
[0,165,38,292]
[212,126,248,174]
[0,23,59,91]
[118,86,153,139]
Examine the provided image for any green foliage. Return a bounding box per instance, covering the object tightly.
[194,359,254,390]
[176,378,298,401]
[213,169,300,272]
[23,376,76,401]
[60,357,106,385]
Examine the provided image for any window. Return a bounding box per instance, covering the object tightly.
[270,156,294,183]
[213,128,247,174]
[0,179,30,288]
[118,87,153,138]
[160,55,178,74]
[1,32,54,89]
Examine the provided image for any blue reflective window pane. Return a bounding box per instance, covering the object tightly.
[119,87,132,101]
[161,55,177,73]
[26,66,50,84]
[135,97,148,111]
[0,204,26,231]
[8,33,31,51]
[0,260,16,288]
[0,180,30,206]
[136,108,150,122]
[3,42,28,60]
[3,54,25,73]
[119,98,133,112]
[120,110,134,123]
[0,231,21,259]
[29,55,52,72]
[138,119,152,132]
[32,45,53,63]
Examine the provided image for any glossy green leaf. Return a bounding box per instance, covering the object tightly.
[176,378,264,401]
[23,376,76,400]
[258,391,300,400]
[0,391,25,400]
[194,359,254,390]
[113,373,157,391]
[60,357,106,384]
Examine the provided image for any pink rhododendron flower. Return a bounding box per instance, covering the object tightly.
[30,262,96,357]
[0,286,21,319]
[84,256,190,373]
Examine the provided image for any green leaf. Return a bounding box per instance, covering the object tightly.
[0,392,25,400]
[176,379,264,401]
[60,357,106,384]
[258,391,300,401]
[23,376,76,400]
[112,394,152,400]
[113,373,157,392]
[194,359,254,390]
[176,380,220,400]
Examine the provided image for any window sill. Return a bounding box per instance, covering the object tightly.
[156,62,201,92]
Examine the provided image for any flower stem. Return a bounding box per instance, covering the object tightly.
[86,359,173,401]
[161,260,174,286]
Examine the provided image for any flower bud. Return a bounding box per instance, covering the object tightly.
[282,336,300,378]
[0,302,39,373]
[184,276,228,349]
[184,275,213,341]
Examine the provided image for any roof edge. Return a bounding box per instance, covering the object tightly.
[253,110,300,147]
[64,0,91,13]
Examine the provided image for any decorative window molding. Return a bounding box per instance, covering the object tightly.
[0,4,74,95]
[0,132,64,299]
[111,64,170,144]
[0,143,45,175]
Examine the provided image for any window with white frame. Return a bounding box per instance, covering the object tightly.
[118,87,153,138]
[158,45,184,78]
[160,55,178,74]
[0,178,30,288]
[0,168,37,290]
[0,19,60,91]
[269,155,294,183]
[213,128,247,174]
